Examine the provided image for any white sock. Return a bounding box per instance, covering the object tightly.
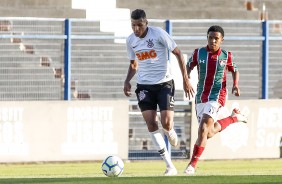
[149,130,175,168]
[163,128,177,139]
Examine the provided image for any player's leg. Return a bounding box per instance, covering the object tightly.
[184,115,214,175]
[160,110,178,147]
[136,84,176,176]
[214,108,248,133]
[184,102,219,174]
[158,80,178,147]
[206,106,248,138]
[142,110,177,176]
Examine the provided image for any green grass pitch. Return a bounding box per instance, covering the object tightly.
[0,159,281,184]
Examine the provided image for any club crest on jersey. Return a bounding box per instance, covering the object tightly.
[146,39,154,48]
[219,59,227,66]
[138,90,147,101]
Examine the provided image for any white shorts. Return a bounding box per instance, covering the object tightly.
[195,101,228,124]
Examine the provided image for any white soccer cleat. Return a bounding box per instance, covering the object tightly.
[164,128,178,147]
[231,108,247,123]
[184,165,195,175]
[164,167,178,176]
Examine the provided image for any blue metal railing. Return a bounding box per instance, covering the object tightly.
[165,19,269,99]
[1,18,282,100]
[262,21,269,99]
[64,19,72,100]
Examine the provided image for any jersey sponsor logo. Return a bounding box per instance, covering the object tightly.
[136,50,157,61]
[146,39,154,48]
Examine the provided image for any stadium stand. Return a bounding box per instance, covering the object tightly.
[1,0,281,101]
[0,0,281,160]
[0,0,85,18]
[116,0,259,19]
[116,0,282,20]
[253,0,282,20]
[0,18,64,100]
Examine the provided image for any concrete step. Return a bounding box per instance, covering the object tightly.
[253,0,282,11]
[143,8,260,20]
[72,50,127,57]
[0,86,61,93]
[117,0,261,20]
[0,8,86,18]
[0,92,62,100]
[0,80,61,86]
[71,89,127,100]
[172,25,261,36]
[72,39,117,44]
[72,44,125,51]
[0,56,61,63]
[117,0,247,9]
[266,12,282,20]
[72,68,126,75]
[0,0,72,8]
[72,57,127,63]
[117,0,282,20]
[71,62,128,68]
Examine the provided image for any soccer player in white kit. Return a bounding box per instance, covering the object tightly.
[123,9,194,176]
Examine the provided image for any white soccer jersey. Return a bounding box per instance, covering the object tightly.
[126,26,177,84]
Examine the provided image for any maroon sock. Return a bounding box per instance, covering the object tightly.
[218,116,237,132]
[189,144,205,168]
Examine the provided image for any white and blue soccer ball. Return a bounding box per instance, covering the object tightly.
[101,156,124,177]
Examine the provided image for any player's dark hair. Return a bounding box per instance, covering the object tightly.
[207,25,224,37]
[131,9,146,20]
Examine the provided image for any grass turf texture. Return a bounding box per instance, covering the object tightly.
[0,159,281,184]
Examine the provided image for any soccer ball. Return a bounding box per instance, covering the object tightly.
[101,156,124,177]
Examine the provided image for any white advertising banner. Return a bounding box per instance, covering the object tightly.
[0,100,128,162]
[190,100,282,159]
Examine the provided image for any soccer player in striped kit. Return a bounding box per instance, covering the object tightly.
[123,9,193,176]
[184,25,248,174]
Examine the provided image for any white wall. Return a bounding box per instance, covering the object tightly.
[72,0,131,41]
[0,101,129,162]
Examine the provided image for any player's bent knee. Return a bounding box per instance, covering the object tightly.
[207,131,215,138]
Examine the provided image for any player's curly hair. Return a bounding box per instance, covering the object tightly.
[207,25,224,37]
[131,9,146,20]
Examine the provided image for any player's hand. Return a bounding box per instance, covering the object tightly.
[232,85,240,96]
[183,79,195,100]
[123,81,132,97]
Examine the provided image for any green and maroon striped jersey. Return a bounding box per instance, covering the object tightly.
[187,46,238,106]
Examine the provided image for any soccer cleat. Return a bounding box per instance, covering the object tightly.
[231,108,247,123]
[164,128,178,147]
[184,164,195,175]
[164,167,178,176]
